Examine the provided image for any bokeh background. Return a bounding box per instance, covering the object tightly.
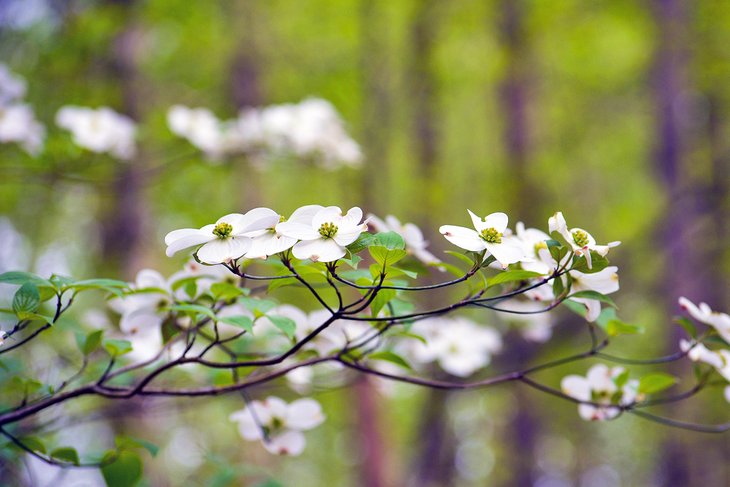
[0,0,729,486]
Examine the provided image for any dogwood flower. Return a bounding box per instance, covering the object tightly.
[165,208,279,264]
[498,299,554,342]
[244,205,323,259]
[548,212,620,269]
[277,206,367,263]
[678,297,730,345]
[229,396,325,455]
[0,64,26,104]
[679,339,726,370]
[507,222,551,274]
[368,214,442,267]
[561,364,638,421]
[439,210,525,268]
[0,103,45,154]
[56,106,136,159]
[404,317,502,377]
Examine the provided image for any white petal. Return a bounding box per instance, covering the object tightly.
[485,242,525,267]
[483,212,509,233]
[292,238,345,263]
[561,375,591,401]
[286,399,325,430]
[288,205,325,224]
[439,225,486,252]
[340,207,363,228]
[333,224,366,246]
[263,396,289,419]
[197,237,251,264]
[236,207,280,234]
[165,229,215,257]
[263,430,306,456]
[276,221,320,241]
[120,307,163,335]
[724,386,730,404]
[312,206,343,229]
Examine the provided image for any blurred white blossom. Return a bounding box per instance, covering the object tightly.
[56,106,136,159]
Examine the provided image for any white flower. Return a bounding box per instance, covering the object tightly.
[678,297,730,345]
[245,205,323,259]
[0,330,7,346]
[561,364,638,421]
[168,259,238,300]
[0,64,26,104]
[439,210,525,268]
[498,299,554,342]
[569,266,620,322]
[0,103,45,155]
[277,206,367,263]
[167,105,239,159]
[229,396,325,456]
[165,208,279,264]
[679,339,725,370]
[405,317,502,377]
[56,106,136,159]
[507,222,551,274]
[548,212,620,269]
[368,214,442,267]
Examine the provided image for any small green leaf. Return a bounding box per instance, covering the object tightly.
[77,329,104,356]
[219,315,254,334]
[346,232,376,254]
[570,251,609,274]
[567,290,617,308]
[210,282,246,301]
[387,267,418,279]
[606,319,644,336]
[115,436,159,457]
[103,338,133,357]
[0,271,52,287]
[240,297,277,315]
[371,289,397,317]
[101,450,143,487]
[373,231,406,250]
[368,351,412,370]
[675,317,697,339]
[13,282,41,319]
[20,436,46,454]
[639,373,677,395]
[170,303,217,321]
[50,447,79,465]
[369,246,407,267]
[487,270,544,287]
[444,250,476,267]
[266,315,296,339]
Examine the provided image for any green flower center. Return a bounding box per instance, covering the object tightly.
[534,241,548,254]
[318,222,338,239]
[572,230,589,247]
[271,417,284,430]
[480,227,502,244]
[213,222,233,239]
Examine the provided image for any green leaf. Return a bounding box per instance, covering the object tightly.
[101,450,143,487]
[219,315,254,334]
[20,436,46,454]
[369,246,407,268]
[77,329,104,356]
[341,254,362,269]
[240,297,277,316]
[675,317,697,339]
[13,282,41,319]
[115,436,159,457]
[210,282,246,301]
[373,231,406,250]
[487,270,544,287]
[444,250,476,267]
[567,290,617,308]
[639,373,677,395]
[170,303,217,321]
[562,299,587,317]
[0,271,52,287]
[346,232,376,254]
[371,289,397,317]
[68,279,129,297]
[368,351,412,371]
[570,251,609,274]
[50,447,79,465]
[266,315,296,339]
[387,267,418,279]
[103,338,133,357]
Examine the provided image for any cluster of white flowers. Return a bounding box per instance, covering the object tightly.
[55,106,137,159]
[368,214,442,267]
[229,396,325,456]
[440,210,620,322]
[398,317,502,377]
[561,364,639,421]
[165,205,368,264]
[168,98,362,169]
[678,297,730,403]
[0,64,44,155]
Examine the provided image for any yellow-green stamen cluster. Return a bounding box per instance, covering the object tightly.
[480,227,502,244]
[572,230,589,247]
[534,241,548,254]
[213,222,233,239]
[319,222,338,239]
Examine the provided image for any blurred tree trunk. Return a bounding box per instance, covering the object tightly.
[651,0,696,484]
[358,0,392,212]
[496,1,540,486]
[353,3,392,486]
[229,0,264,208]
[101,0,146,278]
[406,2,457,486]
